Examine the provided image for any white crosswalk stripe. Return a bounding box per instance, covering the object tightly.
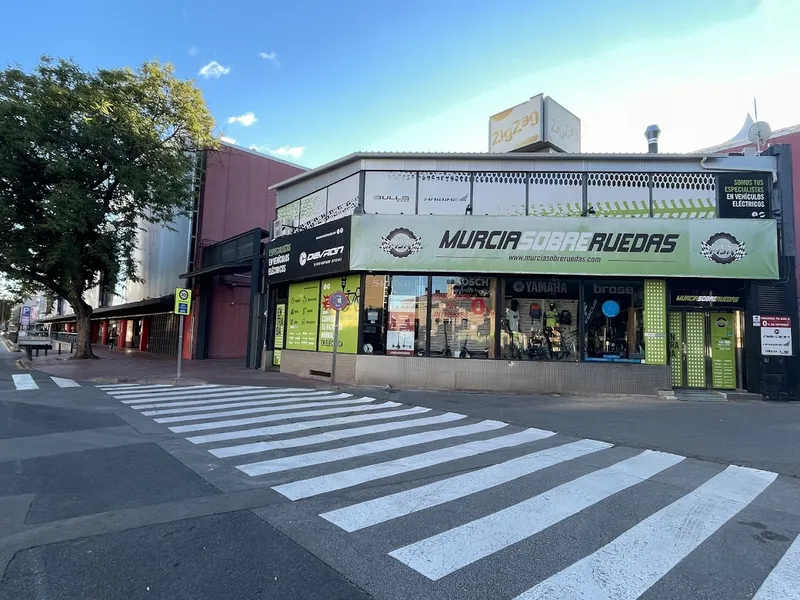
[321,439,610,532]
[50,376,80,388]
[6,374,84,390]
[12,374,38,390]
[388,450,686,580]
[274,427,557,501]
[140,393,350,416]
[109,383,228,396]
[238,420,509,476]
[514,465,777,599]
[117,387,312,404]
[129,390,333,410]
[210,412,467,458]
[185,406,433,445]
[752,533,800,600]
[153,395,364,424]
[169,401,404,434]
[97,384,172,391]
[102,383,792,598]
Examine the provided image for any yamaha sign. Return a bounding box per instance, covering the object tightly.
[266,218,351,284]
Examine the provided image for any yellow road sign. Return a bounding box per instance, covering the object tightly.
[174,288,193,315]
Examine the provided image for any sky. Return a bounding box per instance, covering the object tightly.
[1,0,798,169]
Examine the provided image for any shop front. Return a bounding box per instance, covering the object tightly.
[267,212,783,396]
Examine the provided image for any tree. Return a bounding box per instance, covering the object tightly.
[0,58,216,358]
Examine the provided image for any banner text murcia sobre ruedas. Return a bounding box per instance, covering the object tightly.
[439,230,679,254]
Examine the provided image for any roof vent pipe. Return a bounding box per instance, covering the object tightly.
[645,124,661,153]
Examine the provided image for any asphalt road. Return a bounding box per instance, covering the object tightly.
[1,342,798,600]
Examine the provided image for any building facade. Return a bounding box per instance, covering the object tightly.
[265,149,798,400]
[41,143,306,361]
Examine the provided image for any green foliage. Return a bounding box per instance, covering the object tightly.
[0,57,216,310]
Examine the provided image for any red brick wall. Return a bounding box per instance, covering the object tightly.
[193,145,305,360]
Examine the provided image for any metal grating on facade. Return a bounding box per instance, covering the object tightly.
[147,313,180,356]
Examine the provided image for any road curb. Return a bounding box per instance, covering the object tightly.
[14,358,33,370]
[1,336,19,353]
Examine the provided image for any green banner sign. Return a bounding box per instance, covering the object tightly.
[319,275,360,354]
[349,215,779,279]
[286,281,320,351]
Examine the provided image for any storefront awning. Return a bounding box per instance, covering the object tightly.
[179,259,252,280]
[39,296,174,324]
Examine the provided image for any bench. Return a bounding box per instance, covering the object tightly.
[17,339,53,359]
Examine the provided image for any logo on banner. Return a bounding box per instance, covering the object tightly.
[380,228,423,258]
[424,194,469,204]
[700,233,747,265]
[299,246,344,266]
[512,280,526,293]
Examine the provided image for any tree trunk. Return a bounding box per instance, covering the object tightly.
[71,299,95,359]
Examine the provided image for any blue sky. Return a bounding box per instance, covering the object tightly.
[2,0,797,168]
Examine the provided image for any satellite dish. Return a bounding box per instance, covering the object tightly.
[747,121,772,147]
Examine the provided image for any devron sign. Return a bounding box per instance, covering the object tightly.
[266,218,351,284]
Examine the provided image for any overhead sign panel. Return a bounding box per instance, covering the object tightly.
[266,218,351,284]
[489,94,543,153]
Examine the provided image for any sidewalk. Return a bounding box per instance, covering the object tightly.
[25,344,314,388]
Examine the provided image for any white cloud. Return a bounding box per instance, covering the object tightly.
[227,112,257,127]
[220,135,237,144]
[198,61,230,79]
[269,145,304,158]
[258,51,279,67]
[188,46,198,56]
[250,145,305,159]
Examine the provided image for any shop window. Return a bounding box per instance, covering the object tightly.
[501,278,579,361]
[430,276,495,358]
[362,275,428,356]
[584,280,644,362]
[319,275,361,353]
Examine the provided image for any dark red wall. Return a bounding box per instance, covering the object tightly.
[194,145,305,359]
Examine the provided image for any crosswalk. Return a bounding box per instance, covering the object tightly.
[9,373,81,390]
[100,383,799,599]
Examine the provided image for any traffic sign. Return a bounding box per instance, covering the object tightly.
[174,287,193,315]
[329,291,349,311]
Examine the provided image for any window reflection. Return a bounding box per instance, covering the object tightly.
[430,276,495,358]
[501,278,579,361]
[362,275,427,356]
[584,280,644,362]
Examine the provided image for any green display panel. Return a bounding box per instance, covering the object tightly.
[644,280,667,365]
[286,281,320,350]
[350,214,779,279]
[273,304,286,365]
[668,312,683,387]
[319,275,361,354]
[710,312,736,389]
[685,312,706,388]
